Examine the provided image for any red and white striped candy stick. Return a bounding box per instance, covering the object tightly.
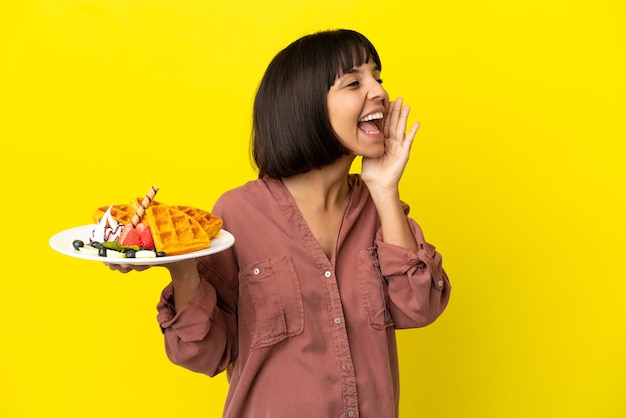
[131,185,159,227]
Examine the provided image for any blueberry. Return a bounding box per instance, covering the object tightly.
[98,247,107,257]
[125,249,136,258]
[156,251,167,257]
[72,240,84,250]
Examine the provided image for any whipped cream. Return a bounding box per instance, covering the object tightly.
[89,205,124,243]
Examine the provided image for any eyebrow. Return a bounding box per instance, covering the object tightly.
[341,64,380,78]
[346,63,380,74]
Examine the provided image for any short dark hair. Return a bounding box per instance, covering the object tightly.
[252,29,382,178]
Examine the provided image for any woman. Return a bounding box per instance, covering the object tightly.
[111,29,451,418]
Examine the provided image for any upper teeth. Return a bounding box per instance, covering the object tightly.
[360,112,383,122]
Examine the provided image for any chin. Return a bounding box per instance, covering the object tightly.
[345,143,384,159]
[362,147,385,158]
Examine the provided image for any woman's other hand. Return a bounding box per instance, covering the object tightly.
[361,97,419,191]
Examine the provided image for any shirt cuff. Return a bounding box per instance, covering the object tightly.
[375,221,446,291]
[156,279,218,342]
[376,239,421,276]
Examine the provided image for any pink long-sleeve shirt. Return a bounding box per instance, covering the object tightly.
[157,175,451,418]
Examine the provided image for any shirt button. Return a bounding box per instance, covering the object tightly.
[334,317,342,325]
[347,411,355,418]
[342,364,350,371]
[324,271,332,278]
[437,279,444,287]
[253,268,260,275]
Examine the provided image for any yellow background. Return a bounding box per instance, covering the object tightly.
[1,1,625,417]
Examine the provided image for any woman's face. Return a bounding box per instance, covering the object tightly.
[327,60,389,158]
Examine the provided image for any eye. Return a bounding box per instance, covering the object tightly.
[377,79,383,84]
[347,81,360,88]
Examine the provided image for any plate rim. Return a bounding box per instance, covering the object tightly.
[49,224,235,265]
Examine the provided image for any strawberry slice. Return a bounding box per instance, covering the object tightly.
[139,226,155,250]
[117,225,131,244]
[120,227,141,247]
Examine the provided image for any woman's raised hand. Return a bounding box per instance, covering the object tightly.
[361,97,419,191]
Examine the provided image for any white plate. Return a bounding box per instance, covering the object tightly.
[49,225,235,265]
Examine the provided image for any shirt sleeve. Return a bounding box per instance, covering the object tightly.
[375,218,451,329]
[156,253,238,376]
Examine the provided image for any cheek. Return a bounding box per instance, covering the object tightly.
[330,115,356,141]
[327,105,352,133]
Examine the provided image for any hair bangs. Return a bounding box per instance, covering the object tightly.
[324,30,382,87]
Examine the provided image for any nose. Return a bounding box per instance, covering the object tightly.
[367,77,388,102]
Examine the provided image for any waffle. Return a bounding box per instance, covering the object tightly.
[143,205,210,255]
[93,198,163,224]
[174,205,223,239]
[92,204,134,224]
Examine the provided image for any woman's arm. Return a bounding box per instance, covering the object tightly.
[361,97,420,251]
[157,251,239,376]
[165,258,202,311]
[367,186,419,252]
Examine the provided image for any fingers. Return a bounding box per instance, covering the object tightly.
[384,98,403,139]
[396,103,411,140]
[384,97,416,141]
[106,263,130,273]
[403,121,420,152]
[105,263,151,273]
[383,100,396,138]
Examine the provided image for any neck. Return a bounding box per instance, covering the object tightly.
[282,156,354,210]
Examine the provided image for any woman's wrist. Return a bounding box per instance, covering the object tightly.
[368,186,419,252]
[166,259,201,290]
[368,184,401,209]
[165,259,201,310]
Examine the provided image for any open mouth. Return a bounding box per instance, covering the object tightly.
[358,112,384,135]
